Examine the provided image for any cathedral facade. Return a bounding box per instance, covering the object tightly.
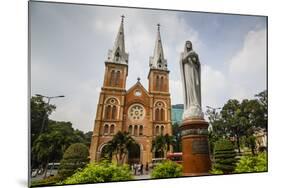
[89,17,172,164]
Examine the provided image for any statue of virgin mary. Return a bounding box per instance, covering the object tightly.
[180,41,204,119]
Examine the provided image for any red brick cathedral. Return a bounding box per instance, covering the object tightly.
[90,17,172,164]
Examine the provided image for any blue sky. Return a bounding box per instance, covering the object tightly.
[30,2,267,132]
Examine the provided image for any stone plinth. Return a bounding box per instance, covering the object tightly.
[180,118,211,176]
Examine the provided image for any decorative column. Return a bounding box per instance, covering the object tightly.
[180,118,211,175]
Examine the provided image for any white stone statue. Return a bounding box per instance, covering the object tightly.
[180,41,204,119]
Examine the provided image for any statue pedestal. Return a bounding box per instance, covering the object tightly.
[180,118,211,176]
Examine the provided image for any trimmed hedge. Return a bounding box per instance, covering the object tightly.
[212,139,237,174]
[58,143,89,179]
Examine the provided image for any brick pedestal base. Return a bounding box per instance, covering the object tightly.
[180,118,211,175]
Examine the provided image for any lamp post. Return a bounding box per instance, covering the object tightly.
[205,106,222,129]
[35,94,65,134]
[206,106,221,111]
[206,105,221,120]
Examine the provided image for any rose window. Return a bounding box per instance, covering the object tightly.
[129,104,145,120]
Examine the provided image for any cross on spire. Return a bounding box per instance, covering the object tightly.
[157,23,160,31]
[121,15,125,23]
[137,77,141,82]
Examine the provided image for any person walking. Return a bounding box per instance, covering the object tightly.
[140,163,144,175]
[138,163,141,174]
[133,163,137,175]
[145,162,149,174]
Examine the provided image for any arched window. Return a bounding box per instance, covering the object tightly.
[156,126,160,135]
[104,98,119,120]
[160,76,164,91]
[115,71,120,86]
[110,124,114,134]
[139,125,143,136]
[156,75,160,91]
[134,125,138,136]
[155,108,160,121]
[104,124,109,135]
[160,108,165,121]
[112,105,117,120]
[109,70,115,86]
[161,126,164,135]
[128,125,133,135]
[155,101,165,121]
[105,105,111,119]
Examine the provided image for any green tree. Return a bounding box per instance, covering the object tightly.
[84,131,93,147]
[31,95,56,144]
[152,134,174,158]
[151,160,182,178]
[105,131,136,165]
[235,152,267,173]
[212,139,237,174]
[221,99,246,153]
[207,90,267,156]
[31,96,56,169]
[58,143,89,179]
[32,121,87,178]
[64,161,133,184]
[255,90,267,129]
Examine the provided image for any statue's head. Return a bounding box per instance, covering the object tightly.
[185,41,193,51]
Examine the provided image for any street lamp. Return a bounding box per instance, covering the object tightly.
[35,94,65,134]
[205,106,221,126]
[206,106,221,110]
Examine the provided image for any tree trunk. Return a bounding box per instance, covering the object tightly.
[117,152,123,165]
[236,135,241,154]
[251,145,256,155]
[43,159,49,179]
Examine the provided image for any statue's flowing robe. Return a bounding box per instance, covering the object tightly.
[180,49,202,118]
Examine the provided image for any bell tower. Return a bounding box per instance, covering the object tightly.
[148,24,170,93]
[103,15,128,90]
[90,15,129,162]
[148,24,172,151]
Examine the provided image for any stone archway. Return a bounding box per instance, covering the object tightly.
[98,143,112,161]
[127,143,141,165]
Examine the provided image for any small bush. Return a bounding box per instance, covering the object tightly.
[209,168,223,175]
[235,152,267,173]
[151,160,182,179]
[58,143,89,179]
[213,139,237,174]
[64,161,133,184]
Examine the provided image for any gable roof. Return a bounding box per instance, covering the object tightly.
[126,80,150,97]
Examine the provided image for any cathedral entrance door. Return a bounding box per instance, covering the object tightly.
[128,143,140,165]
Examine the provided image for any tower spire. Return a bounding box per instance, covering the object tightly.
[149,23,167,70]
[107,15,128,64]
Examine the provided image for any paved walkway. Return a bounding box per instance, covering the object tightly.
[134,174,150,180]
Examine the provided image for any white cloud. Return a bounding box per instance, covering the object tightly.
[228,28,267,100]
[169,79,183,105]
[31,4,266,132]
[201,64,227,110]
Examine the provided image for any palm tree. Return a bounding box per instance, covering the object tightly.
[105,131,136,165]
[152,134,174,158]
